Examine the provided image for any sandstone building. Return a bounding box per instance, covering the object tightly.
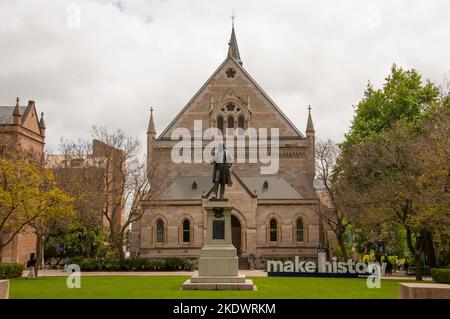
[131,26,326,268]
[0,98,46,264]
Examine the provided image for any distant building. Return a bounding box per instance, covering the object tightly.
[0,98,46,264]
[47,139,126,236]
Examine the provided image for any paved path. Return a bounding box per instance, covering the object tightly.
[24,269,431,280]
[24,270,267,277]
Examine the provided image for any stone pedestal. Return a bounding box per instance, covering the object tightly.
[399,283,450,299]
[182,200,255,290]
[0,280,9,299]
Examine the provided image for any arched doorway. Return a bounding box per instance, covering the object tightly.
[231,215,242,256]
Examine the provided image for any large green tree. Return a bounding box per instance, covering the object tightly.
[335,65,448,279]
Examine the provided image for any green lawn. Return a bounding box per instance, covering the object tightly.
[9,276,415,299]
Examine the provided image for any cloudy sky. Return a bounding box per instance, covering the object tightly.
[1,0,449,153]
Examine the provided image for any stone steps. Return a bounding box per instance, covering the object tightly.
[238,257,250,270]
[182,278,256,290]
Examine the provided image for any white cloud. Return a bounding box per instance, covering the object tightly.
[0,0,449,152]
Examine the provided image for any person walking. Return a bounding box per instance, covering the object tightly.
[26,253,36,279]
[404,259,409,275]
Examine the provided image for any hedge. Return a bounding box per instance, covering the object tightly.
[431,268,450,284]
[77,257,193,272]
[0,263,24,279]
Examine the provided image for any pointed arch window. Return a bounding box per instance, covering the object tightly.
[296,218,304,242]
[269,219,277,242]
[182,219,190,243]
[227,115,234,135]
[238,115,245,134]
[217,115,224,134]
[156,219,165,243]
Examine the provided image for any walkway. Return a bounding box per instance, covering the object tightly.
[23,269,431,280]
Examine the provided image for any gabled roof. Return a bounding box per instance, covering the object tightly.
[159,56,305,138]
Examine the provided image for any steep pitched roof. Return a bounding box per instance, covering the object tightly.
[160,173,302,200]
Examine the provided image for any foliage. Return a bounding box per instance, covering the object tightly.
[437,233,450,267]
[76,257,193,272]
[0,149,73,254]
[45,227,105,260]
[0,263,24,279]
[431,268,450,284]
[345,64,439,145]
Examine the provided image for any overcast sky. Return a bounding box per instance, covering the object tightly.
[1,0,449,153]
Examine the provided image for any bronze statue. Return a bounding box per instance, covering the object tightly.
[211,143,233,200]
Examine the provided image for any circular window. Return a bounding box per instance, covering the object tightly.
[226,103,235,112]
[226,68,236,78]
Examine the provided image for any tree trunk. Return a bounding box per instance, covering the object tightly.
[34,231,43,277]
[337,230,349,261]
[117,244,125,261]
[423,231,437,268]
[116,232,125,260]
[405,228,423,281]
[414,252,423,281]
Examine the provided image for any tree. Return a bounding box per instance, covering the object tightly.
[50,138,107,259]
[315,139,350,260]
[335,110,449,279]
[0,148,73,263]
[336,66,447,279]
[29,184,73,276]
[91,126,165,260]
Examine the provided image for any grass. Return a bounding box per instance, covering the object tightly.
[9,276,415,299]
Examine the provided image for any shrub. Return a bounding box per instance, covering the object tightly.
[76,257,192,272]
[0,263,24,279]
[431,268,450,284]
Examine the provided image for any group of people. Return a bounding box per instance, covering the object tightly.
[25,252,72,279]
[383,256,410,275]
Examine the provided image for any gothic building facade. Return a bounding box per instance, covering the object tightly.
[131,26,326,268]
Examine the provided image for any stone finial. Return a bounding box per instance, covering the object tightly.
[39,112,46,129]
[13,97,21,117]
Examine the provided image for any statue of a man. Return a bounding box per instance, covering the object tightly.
[211,143,233,200]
